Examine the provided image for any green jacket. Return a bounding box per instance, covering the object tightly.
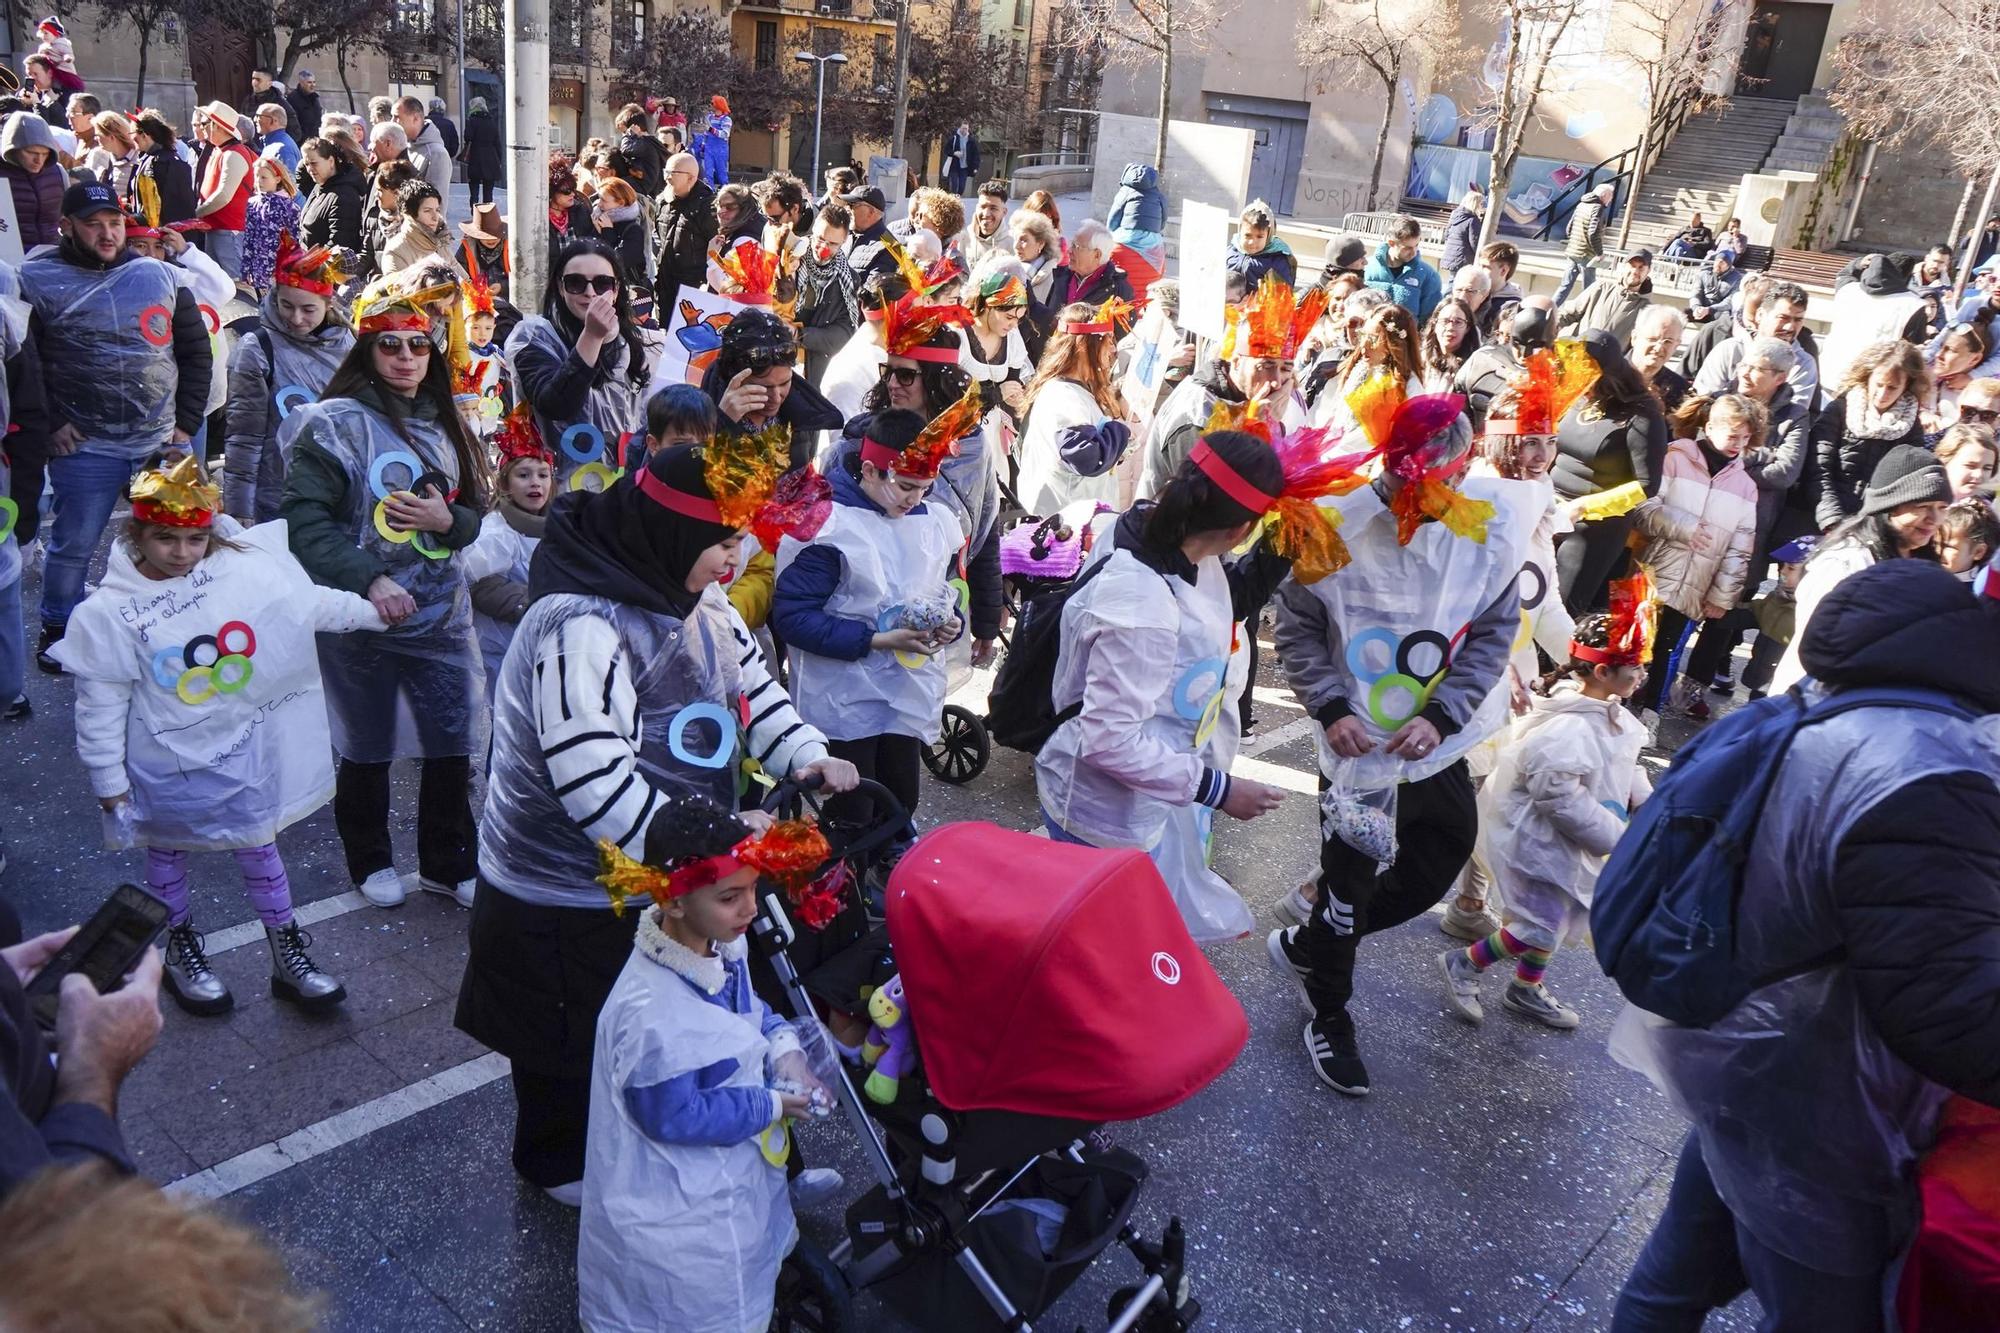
[279,382,482,595]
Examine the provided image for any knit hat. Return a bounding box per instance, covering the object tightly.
[1860,445,1953,517]
[1328,237,1367,272]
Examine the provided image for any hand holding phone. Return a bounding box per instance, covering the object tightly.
[24,884,170,1032]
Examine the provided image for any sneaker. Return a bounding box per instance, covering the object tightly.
[162,921,233,1016]
[1264,926,1314,1016]
[542,1180,584,1208]
[35,624,62,674]
[789,1167,845,1207]
[356,868,406,908]
[1709,668,1734,692]
[1746,687,1768,702]
[1,696,28,722]
[1502,981,1581,1030]
[419,875,476,908]
[1302,1013,1370,1096]
[1440,900,1501,941]
[1272,880,1315,928]
[266,922,346,1009]
[1437,949,1485,1024]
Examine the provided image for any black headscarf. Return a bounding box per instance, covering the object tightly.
[529,443,735,618]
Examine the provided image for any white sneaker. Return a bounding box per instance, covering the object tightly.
[542,1180,584,1208]
[1437,949,1485,1024]
[789,1167,844,1207]
[419,876,477,908]
[357,868,406,908]
[1272,881,1315,928]
[1503,981,1581,1030]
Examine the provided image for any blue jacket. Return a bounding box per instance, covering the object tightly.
[694,129,729,189]
[1225,236,1296,290]
[1364,241,1443,322]
[1107,163,1167,244]
[770,462,951,661]
[1439,204,1481,274]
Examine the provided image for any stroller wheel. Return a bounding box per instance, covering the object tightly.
[770,1234,856,1333]
[923,704,991,785]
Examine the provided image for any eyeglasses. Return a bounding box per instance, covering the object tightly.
[880,365,922,386]
[561,273,619,296]
[1959,405,2000,424]
[374,334,433,356]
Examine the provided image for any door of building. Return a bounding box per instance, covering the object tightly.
[1735,1,1831,102]
[188,20,255,108]
[1204,95,1309,216]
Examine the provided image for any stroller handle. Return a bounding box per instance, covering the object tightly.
[761,774,909,867]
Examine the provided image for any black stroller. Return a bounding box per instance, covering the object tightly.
[756,778,1244,1332]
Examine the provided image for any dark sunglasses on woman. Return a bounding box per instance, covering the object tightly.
[880,365,922,387]
[1959,404,2000,425]
[374,334,433,356]
[561,273,619,296]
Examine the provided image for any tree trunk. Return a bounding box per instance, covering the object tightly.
[1616,113,1654,250]
[1366,70,1395,210]
[1948,173,1978,258]
[134,27,151,107]
[1954,162,2000,305]
[338,39,358,114]
[890,0,913,160]
[1153,7,1173,171]
[1477,15,1521,250]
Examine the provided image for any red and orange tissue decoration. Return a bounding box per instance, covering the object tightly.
[462,268,498,318]
[598,819,834,916]
[719,237,784,307]
[1344,374,1493,546]
[493,403,553,471]
[1222,272,1328,362]
[1194,401,1374,583]
[860,379,980,481]
[1058,294,1133,337]
[1573,570,1658,667]
[1484,339,1597,438]
[882,232,962,299]
[273,232,345,298]
[880,291,973,362]
[700,423,796,530]
[130,456,220,529]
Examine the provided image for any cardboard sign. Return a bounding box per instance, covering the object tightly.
[648,285,738,398]
[1178,200,1231,343]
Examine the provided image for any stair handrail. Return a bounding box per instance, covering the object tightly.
[1531,76,1709,241]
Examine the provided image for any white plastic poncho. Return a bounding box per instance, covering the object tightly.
[578,920,798,1333]
[505,314,661,493]
[49,521,383,850]
[1018,378,1122,516]
[1476,686,1650,946]
[281,396,484,764]
[19,250,183,456]
[223,295,355,522]
[775,499,962,744]
[1298,477,1538,791]
[458,508,540,705]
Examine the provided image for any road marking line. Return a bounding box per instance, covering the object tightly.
[202,889,374,957]
[164,1051,511,1201]
[1240,716,1317,759]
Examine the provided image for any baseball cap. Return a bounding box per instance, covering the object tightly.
[62,181,121,219]
[839,185,886,211]
[1629,248,1654,264]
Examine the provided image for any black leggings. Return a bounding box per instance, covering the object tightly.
[468,174,496,205]
[1556,515,1636,614]
[823,733,922,845]
[1634,606,1702,712]
[1299,761,1477,1018]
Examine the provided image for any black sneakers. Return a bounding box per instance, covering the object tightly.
[35,624,62,674]
[1303,1013,1370,1097]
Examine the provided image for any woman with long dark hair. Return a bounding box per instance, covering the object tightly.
[280,276,493,910]
[504,238,662,492]
[1037,428,1291,939]
[1017,299,1133,513]
[1551,329,1670,610]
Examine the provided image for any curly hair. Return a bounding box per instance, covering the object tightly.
[1833,338,1933,404]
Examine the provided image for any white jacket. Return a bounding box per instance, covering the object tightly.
[1770,539,1879,693]
[1017,378,1119,515]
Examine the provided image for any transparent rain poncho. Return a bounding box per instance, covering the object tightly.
[504,314,659,494]
[222,291,355,522]
[19,250,183,454]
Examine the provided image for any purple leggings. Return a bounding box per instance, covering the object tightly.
[146,843,294,928]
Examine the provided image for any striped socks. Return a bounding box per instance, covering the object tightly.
[1465,927,1555,985]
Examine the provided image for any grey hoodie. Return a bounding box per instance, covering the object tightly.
[406,117,454,201]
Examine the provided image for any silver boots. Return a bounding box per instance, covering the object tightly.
[163,921,233,1016]
[266,922,346,1009]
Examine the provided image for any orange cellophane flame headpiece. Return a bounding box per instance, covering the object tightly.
[493,402,553,470]
[719,238,782,304]
[130,455,220,528]
[1487,339,1598,436]
[882,232,960,298]
[1222,273,1328,361]
[1263,424,1378,583]
[1344,374,1492,546]
[596,819,833,916]
[880,291,972,361]
[1201,395,1272,443]
[352,274,452,335]
[272,231,344,297]
[1574,570,1658,667]
[861,379,979,481]
[700,423,795,529]
[462,268,497,317]
[1059,294,1133,337]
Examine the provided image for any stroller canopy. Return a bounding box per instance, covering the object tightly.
[885,823,1248,1122]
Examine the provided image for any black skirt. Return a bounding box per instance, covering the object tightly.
[454,881,641,1080]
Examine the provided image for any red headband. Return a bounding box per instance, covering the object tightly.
[899,344,960,364]
[858,437,905,473]
[360,311,430,335]
[278,270,335,297]
[1060,317,1114,335]
[1189,438,1277,516]
[634,462,723,522]
[1569,642,1643,667]
[665,852,745,899]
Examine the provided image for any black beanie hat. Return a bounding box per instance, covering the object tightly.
[1860,445,1953,517]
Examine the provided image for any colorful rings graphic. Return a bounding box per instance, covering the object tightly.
[274,385,314,419]
[0,495,16,543]
[568,461,622,493]
[136,304,173,347]
[667,702,739,769]
[1348,625,1455,731]
[367,450,423,500]
[559,421,607,464]
[1171,655,1228,749]
[155,620,257,704]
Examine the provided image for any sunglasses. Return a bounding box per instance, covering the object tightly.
[561,273,619,296]
[1959,405,2000,424]
[739,346,796,372]
[880,365,922,387]
[375,334,433,356]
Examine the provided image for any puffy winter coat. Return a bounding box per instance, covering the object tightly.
[1106,163,1166,239]
[1439,204,1482,274]
[1633,436,1759,617]
[1563,196,1607,262]
[1363,242,1441,321]
[1817,253,1928,393]
[298,161,366,253]
[132,142,198,226]
[1225,236,1296,290]
[0,112,63,248]
[462,109,504,181]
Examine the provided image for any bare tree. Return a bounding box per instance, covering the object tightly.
[1606,0,1734,247]
[1298,0,1466,212]
[1061,0,1222,170]
[1831,0,2000,293]
[87,0,179,105]
[1474,0,1587,250]
[180,0,397,84]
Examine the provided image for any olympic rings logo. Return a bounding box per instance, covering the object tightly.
[1171,656,1228,748]
[136,303,173,347]
[151,619,257,705]
[1346,625,1463,731]
[274,385,315,419]
[1514,560,1549,653]
[666,701,739,770]
[560,424,634,493]
[367,450,455,560]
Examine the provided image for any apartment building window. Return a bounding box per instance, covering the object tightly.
[620,0,646,53]
[874,31,891,84]
[393,0,433,39]
[1013,0,1028,27]
[755,19,778,69]
[812,27,843,90]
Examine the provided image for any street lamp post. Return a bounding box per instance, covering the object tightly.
[794,50,849,194]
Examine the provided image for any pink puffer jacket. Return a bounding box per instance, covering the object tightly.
[1634,436,1759,618]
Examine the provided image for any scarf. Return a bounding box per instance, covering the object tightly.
[527,442,733,618]
[595,201,641,226]
[1844,387,1920,441]
[496,495,548,540]
[796,250,859,327]
[549,205,571,236]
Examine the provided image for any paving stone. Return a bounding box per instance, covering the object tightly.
[149,1037,405,1169]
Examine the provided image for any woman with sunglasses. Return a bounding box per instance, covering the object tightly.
[697,308,844,470]
[280,275,492,911]
[958,256,1037,430]
[1017,300,1135,515]
[505,238,663,493]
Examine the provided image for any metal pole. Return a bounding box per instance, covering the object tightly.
[1954,162,2000,306]
[506,0,551,303]
[456,0,467,136]
[811,61,825,192]
[890,0,912,162]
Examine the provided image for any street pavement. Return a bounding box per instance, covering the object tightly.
[1,521,1760,1329]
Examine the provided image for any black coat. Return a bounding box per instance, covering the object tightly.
[654,180,716,299]
[429,112,460,159]
[1808,393,1927,531]
[297,160,366,253]
[1439,203,1482,274]
[463,110,504,181]
[287,88,324,138]
[618,130,665,198]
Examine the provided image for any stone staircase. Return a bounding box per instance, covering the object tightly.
[1762,92,1846,174]
[1620,96,1798,251]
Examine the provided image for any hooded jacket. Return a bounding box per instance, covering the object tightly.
[132,140,198,227]
[0,112,63,248]
[405,116,455,200]
[1817,253,1929,393]
[1107,163,1167,241]
[1555,274,1654,344]
[1363,241,1442,322]
[1439,203,1482,274]
[1225,235,1297,290]
[223,291,356,521]
[298,159,366,253]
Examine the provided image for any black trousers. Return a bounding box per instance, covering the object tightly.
[1634,606,1701,712]
[1685,605,1754,688]
[468,174,496,205]
[1299,761,1478,1018]
[332,756,477,885]
[824,733,922,842]
[1556,515,1635,614]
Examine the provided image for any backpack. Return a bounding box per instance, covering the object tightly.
[1591,683,1974,1028]
[983,556,1114,754]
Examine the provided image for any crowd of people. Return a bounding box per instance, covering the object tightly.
[0,27,1996,1329]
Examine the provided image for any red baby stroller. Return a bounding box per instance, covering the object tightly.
[756,779,1242,1332]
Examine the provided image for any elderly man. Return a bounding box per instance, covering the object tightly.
[1629,303,1689,412]
[1046,218,1134,311]
[1449,264,1492,328]
[255,101,300,175]
[427,96,459,158]
[1555,181,1616,306]
[394,95,452,202]
[1557,248,1654,344]
[653,149,715,311]
[367,95,393,126]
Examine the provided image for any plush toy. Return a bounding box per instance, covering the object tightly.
[860,974,917,1105]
